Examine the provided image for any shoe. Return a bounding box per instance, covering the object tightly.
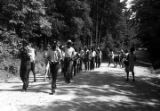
[49,90,55,95]
[22,88,27,92]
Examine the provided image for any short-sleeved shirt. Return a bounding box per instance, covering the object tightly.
[126,53,136,71]
[65,47,75,58]
[47,49,60,63]
[92,51,96,57]
[26,46,36,62]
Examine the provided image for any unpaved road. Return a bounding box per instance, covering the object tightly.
[0,63,160,111]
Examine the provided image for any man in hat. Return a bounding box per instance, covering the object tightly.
[64,40,75,83]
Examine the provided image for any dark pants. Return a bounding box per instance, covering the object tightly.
[73,60,77,76]
[79,58,83,71]
[96,57,101,68]
[20,60,31,91]
[64,57,73,83]
[50,62,59,92]
[84,58,89,71]
[77,58,81,73]
[90,57,95,70]
[31,61,36,82]
[108,56,114,66]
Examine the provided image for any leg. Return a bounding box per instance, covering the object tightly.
[31,62,36,82]
[84,60,87,71]
[131,66,135,81]
[132,71,135,81]
[125,67,129,81]
[63,58,67,80]
[108,57,111,67]
[50,63,59,94]
[22,61,31,91]
[74,61,77,76]
[44,62,49,81]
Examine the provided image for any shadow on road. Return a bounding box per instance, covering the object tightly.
[1,66,160,111]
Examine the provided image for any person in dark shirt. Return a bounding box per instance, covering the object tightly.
[19,41,31,91]
[125,47,136,81]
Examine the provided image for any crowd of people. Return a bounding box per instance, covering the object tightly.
[19,39,136,95]
[19,40,103,94]
[107,48,136,81]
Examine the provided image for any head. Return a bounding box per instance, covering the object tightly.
[67,40,72,48]
[57,41,61,47]
[130,47,135,53]
[97,47,100,51]
[23,40,28,47]
[52,41,57,50]
[60,45,65,51]
[28,43,32,47]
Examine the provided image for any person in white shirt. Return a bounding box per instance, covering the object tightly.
[108,49,115,67]
[26,43,36,82]
[47,41,62,94]
[90,48,96,70]
[96,48,102,68]
[79,48,84,71]
[64,40,75,83]
[59,45,65,74]
[72,49,79,76]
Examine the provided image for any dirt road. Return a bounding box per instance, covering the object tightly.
[0,63,160,111]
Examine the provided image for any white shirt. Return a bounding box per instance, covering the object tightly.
[80,50,85,58]
[92,51,96,57]
[65,47,75,58]
[27,46,36,62]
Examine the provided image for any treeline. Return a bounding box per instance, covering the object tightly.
[131,0,160,69]
[0,0,133,50]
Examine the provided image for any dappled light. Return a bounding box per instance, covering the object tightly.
[0,63,160,111]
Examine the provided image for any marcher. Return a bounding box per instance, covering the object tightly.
[96,48,102,68]
[84,47,90,71]
[90,48,96,70]
[47,41,61,94]
[64,40,75,83]
[108,49,115,67]
[44,44,51,81]
[26,43,36,82]
[119,49,126,68]
[125,47,136,81]
[59,45,65,75]
[19,41,31,91]
[79,48,85,71]
[72,49,79,76]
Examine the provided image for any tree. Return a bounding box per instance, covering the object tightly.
[0,0,51,48]
[88,0,126,49]
[131,0,160,68]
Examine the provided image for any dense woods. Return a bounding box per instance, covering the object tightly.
[131,0,160,69]
[0,0,129,49]
[0,0,160,68]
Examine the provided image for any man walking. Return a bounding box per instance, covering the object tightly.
[64,40,75,83]
[47,41,61,94]
[19,41,31,91]
[26,43,36,82]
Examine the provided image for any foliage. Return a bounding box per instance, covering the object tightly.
[0,0,128,49]
[131,0,160,68]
